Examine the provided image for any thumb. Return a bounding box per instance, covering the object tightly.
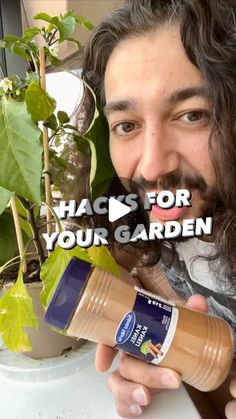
[186,294,208,313]
[95,343,118,372]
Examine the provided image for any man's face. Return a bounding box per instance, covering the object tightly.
[104,25,217,223]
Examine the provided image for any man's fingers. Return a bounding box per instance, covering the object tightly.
[229,377,236,398]
[225,375,236,419]
[186,294,208,313]
[119,353,181,389]
[108,369,151,418]
[225,400,236,419]
[95,343,117,372]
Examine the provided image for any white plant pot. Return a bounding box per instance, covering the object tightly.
[2,281,81,359]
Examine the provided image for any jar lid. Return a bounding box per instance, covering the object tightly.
[44,257,92,330]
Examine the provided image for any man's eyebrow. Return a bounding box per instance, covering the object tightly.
[103,99,136,116]
[103,87,209,116]
[163,86,209,106]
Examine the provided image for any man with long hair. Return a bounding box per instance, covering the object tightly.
[79,1,236,417]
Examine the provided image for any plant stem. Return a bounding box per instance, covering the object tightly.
[27,204,45,266]
[49,38,59,46]
[48,29,58,46]
[39,47,53,244]
[17,196,45,266]
[48,128,60,142]
[10,195,27,273]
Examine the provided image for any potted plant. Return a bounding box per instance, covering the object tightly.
[0,11,118,359]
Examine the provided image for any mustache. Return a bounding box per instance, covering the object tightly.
[134,171,208,194]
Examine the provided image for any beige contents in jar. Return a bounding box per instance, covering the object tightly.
[67,266,234,391]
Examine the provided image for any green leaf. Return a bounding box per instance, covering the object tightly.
[87,112,115,200]
[0,35,19,52]
[57,16,76,42]
[23,27,41,40]
[15,197,39,240]
[26,71,39,84]
[75,15,94,30]
[44,113,58,131]
[49,150,67,168]
[57,110,69,124]
[12,74,22,88]
[25,80,56,122]
[64,124,78,131]
[0,187,12,215]
[0,212,18,265]
[67,37,81,49]
[45,49,61,66]
[73,134,90,155]
[86,137,97,186]
[0,97,42,203]
[12,44,32,61]
[49,16,76,43]
[0,265,38,352]
[33,13,52,23]
[87,246,120,277]
[53,135,61,147]
[40,245,92,308]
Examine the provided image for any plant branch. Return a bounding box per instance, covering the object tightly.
[49,38,59,47]
[27,204,45,266]
[10,195,27,273]
[48,128,60,142]
[21,42,39,73]
[39,47,53,243]
[16,196,45,266]
[48,29,58,46]
[38,219,56,230]
[29,50,39,74]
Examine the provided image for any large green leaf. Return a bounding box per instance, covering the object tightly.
[60,16,76,41]
[33,13,52,23]
[23,27,41,41]
[25,80,56,122]
[0,265,38,352]
[12,44,32,61]
[87,112,115,200]
[0,35,19,52]
[0,97,42,203]
[0,187,12,215]
[0,211,18,265]
[40,245,92,308]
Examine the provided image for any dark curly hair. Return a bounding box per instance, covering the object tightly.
[76,0,236,284]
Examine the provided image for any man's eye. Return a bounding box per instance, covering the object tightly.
[112,122,136,135]
[179,111,209,124]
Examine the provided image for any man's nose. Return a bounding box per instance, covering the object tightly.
[137,126,180,181]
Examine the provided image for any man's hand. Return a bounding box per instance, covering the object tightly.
[225,373,236,418]
[95,294,208,418]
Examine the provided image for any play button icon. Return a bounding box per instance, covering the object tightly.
[93,177,149,243]
[108,197,131,222]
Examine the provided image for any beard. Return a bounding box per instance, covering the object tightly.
[133,170,225,228]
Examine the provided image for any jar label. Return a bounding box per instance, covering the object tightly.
[115,288,178,365]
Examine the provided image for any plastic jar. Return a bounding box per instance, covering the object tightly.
[44,257,234,391]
